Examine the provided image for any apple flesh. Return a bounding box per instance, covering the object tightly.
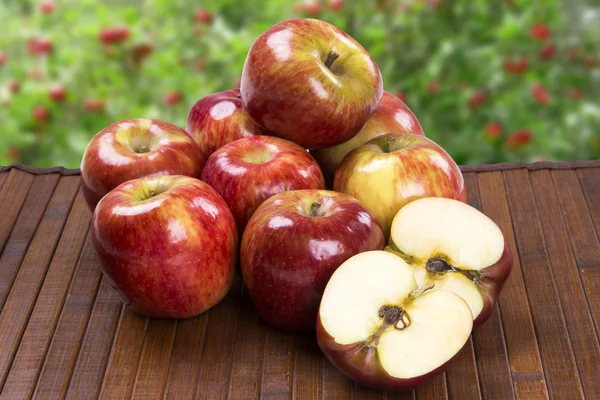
[186,88,265,157]
[387,197,513,327]
[241,189,385,332]
[311,91,424,185]
[317,250,473,391]
[201,136,325,233]
[240,18,383,149]
[334,133,466,236]
[91,175,238,318]
[81,118,205,211]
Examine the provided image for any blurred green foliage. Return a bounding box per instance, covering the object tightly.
[0,0,599,168]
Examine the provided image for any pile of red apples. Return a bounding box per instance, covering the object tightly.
[81,18,512,392]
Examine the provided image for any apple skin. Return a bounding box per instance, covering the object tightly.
[316,317,454,392]
[201,136,325,233]
[311,91,424,185]
[81,118,205,211]
[91,175,238,319]
[241,190,385,332]
[334,133,466,236]
[186,88,266,157]
[240,18,383,149]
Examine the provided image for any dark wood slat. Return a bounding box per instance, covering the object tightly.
[0,169,35,254]
[227,286,268,400]
[33,234,103,399]
[321,357,354,400]
[467,172,516,400]
[0,176,80,389]
[0,172,7,191]
[260,329,295,399]
[415,372,447,400]
[529,170,600,398]
[354,384,387,400]
[445,338,481,400]
[97,309,148,399]
[573,169,600,339]
[477,171,546,399]
[1,190,90,398]
[130,319,177,399]
[162,316,209,399]
[64,279,122,400]
[292,334,322,400]
[0,174,59,309]
[503,169,583,399]
[389,390,415,400]
[194,276,242,400]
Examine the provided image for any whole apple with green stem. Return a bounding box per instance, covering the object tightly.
[186,88,265,157]
[91,175,238,319]
[317,250,473,391]
[201,136,325,233]
[240,18,383,149]
[311,91,423,185]
[241,189,385,332]
[81,118,205,211]
[334,133,466,236]
[387,197,513,327]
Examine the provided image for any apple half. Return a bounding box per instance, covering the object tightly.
[317,250,473,391]
[387,197,513,327]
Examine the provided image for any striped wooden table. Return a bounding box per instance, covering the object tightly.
[0,162,599,399]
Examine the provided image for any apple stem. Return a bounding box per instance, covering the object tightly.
[324,50,340,70]
[409,281,435,299]
[382,136,396,154]
[309,202,324,217]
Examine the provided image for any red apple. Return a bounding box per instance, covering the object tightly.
[33,106,50,121]
[91,175,237,318]
[310,91,423,185]
[80,118,205,211]
[84,98,106,112]
[49,84,67,103]
[317,250,473,391]
[99,27,130,44]
[386,197,513,327]
[186,88,265,157]
[201,136,325,232]
[195,9,213,24]
[241,189,385,332]
[40,0,55,14]
[0,52,7,66]
[165,90,182,106]
[240,18,383,149]
[334,133,466,236]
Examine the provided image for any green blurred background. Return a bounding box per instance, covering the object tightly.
[0,0,599,168]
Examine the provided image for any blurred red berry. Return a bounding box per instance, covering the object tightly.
[33,106,50,122]
[586,56,597,68]
[8,80,20,94]
[28,69,44,80]
[531,84,550,105]
[468,90,486,109]
[84,98,106,112]
[507,130,532,149]
[131,43,153,62]
[39,0,55,14]
[165,91,182,106]
[99,27,130,45]
[195,9,213,24]
[505,56,528,74]
[570,89,582,101]
[428,0,443,8]
[539,43,556,61]
[5,146,20,161]
[295,1,322,16]
[484,122,503,140]
[27,38,53,55]
[49,85,67,103]
[328,0,344,11]
[0,51,7,66]
[530,24,551,41]
[395,90,406,102]
[428,80,439,94]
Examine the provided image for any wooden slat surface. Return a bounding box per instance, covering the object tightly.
[0,164,599,399]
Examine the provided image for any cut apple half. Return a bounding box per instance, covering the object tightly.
[388,197,513,327]
[317,250,473,391]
